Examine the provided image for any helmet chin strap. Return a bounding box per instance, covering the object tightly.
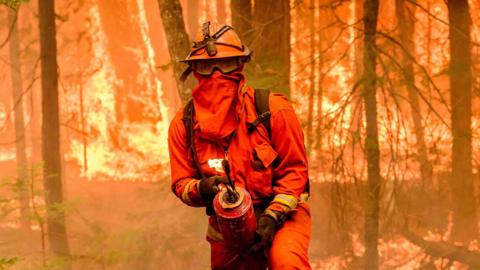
[180,65,193,82]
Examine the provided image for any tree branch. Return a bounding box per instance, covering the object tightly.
[0,7,18,49]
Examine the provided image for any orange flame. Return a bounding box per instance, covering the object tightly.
[65,4,170,181]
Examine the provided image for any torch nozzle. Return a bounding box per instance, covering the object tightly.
[226,186,239,203]
[222,159,239,203]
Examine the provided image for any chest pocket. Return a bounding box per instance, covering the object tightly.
[246,142,278,199]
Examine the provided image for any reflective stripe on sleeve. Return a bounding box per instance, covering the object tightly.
[182,179,201,206]
[272,194,298,211]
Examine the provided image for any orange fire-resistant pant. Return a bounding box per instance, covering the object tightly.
[209,203,311,270]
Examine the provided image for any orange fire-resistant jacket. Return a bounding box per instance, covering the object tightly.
[168,84,309,214]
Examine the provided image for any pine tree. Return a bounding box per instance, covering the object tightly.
[7,7,30,230]
[396,0,432,183]
[362,0,380,268]
[39,0,71,266]
[447,0,477,242]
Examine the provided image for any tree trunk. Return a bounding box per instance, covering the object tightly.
[253,0,291,97]
[8,7,31,230]
[351,0,363,131]
[158,0,194,103]
[97,0,161,124]
[39,0,71,265]
[350,0,363,169]
[395,0,432,183]
[447,0,477,242]
[314,0,324,151]
[231,0,252,43]
[306,0,315,156]
[362,0,380,269]
[426,0,431,70]
[186,0,199,38]
[217,0,227,24]
[314,52,323,151]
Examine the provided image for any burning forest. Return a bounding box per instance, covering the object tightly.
[0,0,480,269]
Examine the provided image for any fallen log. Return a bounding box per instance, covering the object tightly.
[403,230,480,268]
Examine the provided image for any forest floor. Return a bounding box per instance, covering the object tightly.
[0,163,473,269]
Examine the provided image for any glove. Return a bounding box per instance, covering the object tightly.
[249,213,279,253]
[198,176,229,202]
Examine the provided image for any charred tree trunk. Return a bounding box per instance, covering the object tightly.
[8,8,31,230]
[39,0,71,265]
[447,0,478,242]
[395,0,432,183]
[186,0,199,38]
[231,0,252,43]
[158,0,193,103]
[253,0,291,97]
[362,0,380,268]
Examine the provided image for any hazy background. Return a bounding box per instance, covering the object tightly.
[0,0,480,269]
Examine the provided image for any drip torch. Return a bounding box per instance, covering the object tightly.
[212,158,257,252]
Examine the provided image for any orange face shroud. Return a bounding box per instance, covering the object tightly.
[192,69,244,140]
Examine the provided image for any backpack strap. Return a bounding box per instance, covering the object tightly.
[181,99,206,180]
[249,88,272,139]
[182,100,214,216]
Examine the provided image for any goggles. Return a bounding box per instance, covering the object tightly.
[190,58,243,76]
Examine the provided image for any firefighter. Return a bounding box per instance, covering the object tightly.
[168,22,311,269]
